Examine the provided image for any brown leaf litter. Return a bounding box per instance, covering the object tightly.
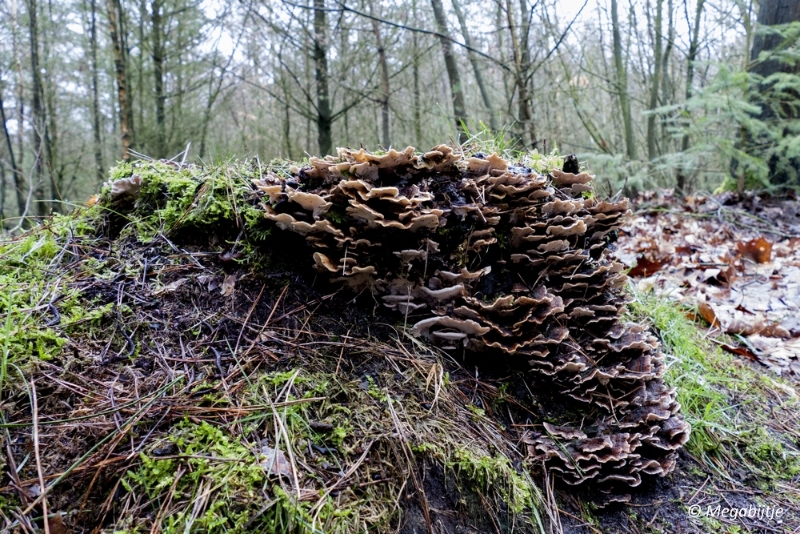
[614,190,800,376]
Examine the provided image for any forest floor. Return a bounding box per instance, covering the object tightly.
[0,157,799,534]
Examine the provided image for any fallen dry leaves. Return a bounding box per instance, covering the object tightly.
[614,190,800,377]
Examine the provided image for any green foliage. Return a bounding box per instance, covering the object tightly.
[658,21,800,191]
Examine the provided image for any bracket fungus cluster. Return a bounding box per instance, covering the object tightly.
[250,145,690,493]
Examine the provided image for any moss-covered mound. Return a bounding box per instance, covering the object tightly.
[1,147,799,534]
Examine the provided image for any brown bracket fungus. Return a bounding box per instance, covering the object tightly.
[246,146,692,494]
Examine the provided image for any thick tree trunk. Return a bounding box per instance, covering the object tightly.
[313,0,333,156]
[107,0,132,161]
[452,0,498,132]
[646,0,663,162]
[151,0,166,158]
[748,0,800,186]
[611,0,636,160]
[750,0,800,78]
[430,0,468,144]
[676,0,704,193]
[27,0,48,217]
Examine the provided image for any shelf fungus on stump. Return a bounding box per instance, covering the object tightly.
[253,145,690,494]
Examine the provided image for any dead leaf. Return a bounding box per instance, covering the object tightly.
[220,274,236,296]
[737,236,772,263]
[720,342,758,361]
[697,302,718,328]
[153,278,187,295]
[260,444,293,478]
[47,513,70,534]
[628,255,667,277]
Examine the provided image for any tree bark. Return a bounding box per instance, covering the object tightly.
[88,0,104,182]
[452,0,498,132]
[750,0,800,78]
[430,0,468,143]
[676,0,704,193]
[505,0,535,149]
[151,0,167,158]
[0,85,24,221]
[11,0,25,171]
[27,0,48,217]
[412,0,422,148]
[748,0,800,186]
[646,0,663,162]
[313,0,333,156]
[369,1,391,148]
[107,0,132,161]
[611,0,636,160]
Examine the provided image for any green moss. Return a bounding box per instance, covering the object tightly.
[448,449,537,516]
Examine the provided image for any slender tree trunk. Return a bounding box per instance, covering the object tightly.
[412,0,422,148]
[430,0,468,143]
[43,0,60,211]
[282,77,293,159]
[87,0,104,182]
[505,0,535,148]
[369,2,390,148]
[137,0,145,143]
[11,0,25,171]
[496,0,512,129]
[676,0,704,192]
[27,0,48,217]
[313,0,333,155]
[611,0,636,160]
[107,0,132,160]
[517,0,536,148]
[647,0,663,162]
[151,0,166,158]
[660,0,675,154]
[452,0,498,132]
[0,85,24,221]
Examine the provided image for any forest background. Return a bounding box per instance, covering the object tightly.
[0,0,799,227]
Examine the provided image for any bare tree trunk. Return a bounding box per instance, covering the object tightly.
[611,0,636,160]
[505,0,535,148]
[412,0,422,148]
[11,0,25,171]
[282,77,293,159]
[430,0,468,143]
[676,0,704,192]
[369,1,391,148]
[646,0,663,162]
[151,0,166,158]
[87,0,104,182]
[496,0,512,130]
[313,0,333,155]
[747,0,800,187]
[452,0,498,132]
[660,0,675,154]
[27,0,48,217]
[517,0,536,148]
[107,0,132,161]
[0,85,24,221]
[43,0,61,212]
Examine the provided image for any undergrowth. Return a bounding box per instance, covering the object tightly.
[630,289,800,484]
